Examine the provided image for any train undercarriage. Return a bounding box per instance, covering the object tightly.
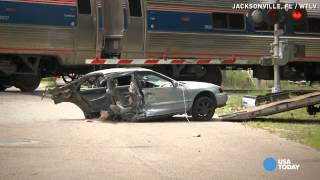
[0,54,320,92]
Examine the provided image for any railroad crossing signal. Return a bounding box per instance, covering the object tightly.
[260,41,306,66]
[264,9,287,25]
[287,5,308,25]
[248,3,308,26]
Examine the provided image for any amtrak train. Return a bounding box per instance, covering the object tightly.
[0,0,319,91]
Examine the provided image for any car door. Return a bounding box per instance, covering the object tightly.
[77,75,111,114]
[137,72,185,117]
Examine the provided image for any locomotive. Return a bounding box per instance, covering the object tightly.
[0,0,319,91]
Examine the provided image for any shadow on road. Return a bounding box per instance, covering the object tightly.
[59,119,87,122]
[69,116,217,124]
[57,116,320,124]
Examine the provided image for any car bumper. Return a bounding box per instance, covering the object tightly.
[215,92,228,107]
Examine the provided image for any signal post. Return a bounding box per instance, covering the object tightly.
[248,1,308,93]
[273,0,281,93]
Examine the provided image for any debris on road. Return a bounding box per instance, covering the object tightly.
[192,133,201,138]
[99,111,113,121]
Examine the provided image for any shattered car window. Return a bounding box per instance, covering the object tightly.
[139,73,173,88]
[113,75,131,87]
[80,75,104,90]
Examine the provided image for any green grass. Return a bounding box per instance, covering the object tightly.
[222,70,320,90]
[222,70,255,89]
[247,122,320,150]
[216,92,320,150]
[41,78,56,88]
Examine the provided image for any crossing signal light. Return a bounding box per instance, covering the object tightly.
[247,3,308,27]
[264,9,287,25]
[248,8,286,26]
[247,9,265,26]
[288,5,307,25]
[292,10,302,20]
[268,10,279,19]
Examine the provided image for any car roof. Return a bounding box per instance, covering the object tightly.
[88,68,153,75]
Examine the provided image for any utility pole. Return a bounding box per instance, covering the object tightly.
[272,0,281,93]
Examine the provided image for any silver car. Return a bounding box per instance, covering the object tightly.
[50,68,228,121]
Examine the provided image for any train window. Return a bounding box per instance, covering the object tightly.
[78,0,91,14]
[113,76,132,87]
[128,0,142,17]
[308,18,320,33]
[212,13,228,29]
[294,18,320,33]
[294,22,307,32]
[229,14,244,29]
[212,13,244,30]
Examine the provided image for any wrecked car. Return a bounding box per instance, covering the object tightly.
[50,68,228,121]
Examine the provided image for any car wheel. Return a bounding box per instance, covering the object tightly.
[192,96,215,121]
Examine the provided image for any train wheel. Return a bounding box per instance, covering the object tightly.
[15,70,41,92]
[201,66,222,86]
[0,85,7,91]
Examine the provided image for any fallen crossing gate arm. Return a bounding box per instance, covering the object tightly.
[219,92,320,120]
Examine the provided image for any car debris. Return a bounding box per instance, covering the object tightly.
[192,133,202,138]
[49,68,228,121]
[99,111,112,121]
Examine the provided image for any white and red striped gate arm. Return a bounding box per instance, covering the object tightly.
[85,58,249,65]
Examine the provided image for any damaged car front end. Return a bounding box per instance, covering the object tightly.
[50,68,228,121]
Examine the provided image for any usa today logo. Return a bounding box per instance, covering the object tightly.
[263,157,300,172]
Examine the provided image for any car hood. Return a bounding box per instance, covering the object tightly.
[179,81,220,90]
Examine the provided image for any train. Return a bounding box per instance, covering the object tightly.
[0,0,319,92]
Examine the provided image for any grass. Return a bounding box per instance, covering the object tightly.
[222,70,320,90]
[216,92,320,150]
[41,78,56,88]
[248,122,320,150]
[222,70,255,89]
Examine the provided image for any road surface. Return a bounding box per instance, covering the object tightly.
[0,90,319,180]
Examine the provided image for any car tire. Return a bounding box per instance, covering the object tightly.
[192,96,215,121]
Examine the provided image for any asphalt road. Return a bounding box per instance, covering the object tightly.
[0,90,320,180]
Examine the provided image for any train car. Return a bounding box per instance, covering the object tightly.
[0,0,103,91]
[0,0,319,92]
